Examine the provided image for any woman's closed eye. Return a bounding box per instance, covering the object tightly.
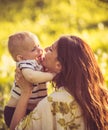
[49,47,53,52]
[45,47,52,52]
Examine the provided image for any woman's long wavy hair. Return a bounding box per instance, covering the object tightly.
[54,35,108,130]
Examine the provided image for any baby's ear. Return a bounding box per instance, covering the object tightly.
[16,55,23,61]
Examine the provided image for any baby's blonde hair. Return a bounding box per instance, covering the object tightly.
[8,31,38,61]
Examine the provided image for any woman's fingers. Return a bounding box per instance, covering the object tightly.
[15,68,23,80]
[15,67,33,92]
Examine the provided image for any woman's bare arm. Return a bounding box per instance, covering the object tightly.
[10,68,33,130]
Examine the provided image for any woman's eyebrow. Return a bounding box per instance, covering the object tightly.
[52,44,56,50]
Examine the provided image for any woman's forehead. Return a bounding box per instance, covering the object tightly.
[52,41,58,49]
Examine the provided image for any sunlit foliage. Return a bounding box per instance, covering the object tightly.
[0,0,108,129]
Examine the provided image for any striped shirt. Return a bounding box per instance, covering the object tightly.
[11,60,47,104]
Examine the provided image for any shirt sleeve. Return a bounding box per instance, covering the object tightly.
[17,60,43,71]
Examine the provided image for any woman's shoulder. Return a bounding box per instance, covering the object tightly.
[50,87,73,101]
[38,87,74,107]
[32,87,85,130]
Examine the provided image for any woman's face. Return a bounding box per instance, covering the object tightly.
[42,41,61,73]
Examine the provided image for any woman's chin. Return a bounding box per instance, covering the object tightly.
[41,59,46,66]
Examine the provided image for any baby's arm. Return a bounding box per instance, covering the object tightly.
[21,69,55,83]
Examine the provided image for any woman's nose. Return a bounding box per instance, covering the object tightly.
[38,48,43,55]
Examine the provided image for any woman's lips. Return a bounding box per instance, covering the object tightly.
[37,54,45,63]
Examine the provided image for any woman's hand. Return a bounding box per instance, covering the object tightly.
[10,68,33,130]
[15,67,33,95]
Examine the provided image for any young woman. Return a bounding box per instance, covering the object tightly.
[10,35,108,130]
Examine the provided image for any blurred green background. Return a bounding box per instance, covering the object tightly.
[0,0,108,129]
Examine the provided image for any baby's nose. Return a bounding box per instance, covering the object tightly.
[40,48,43,54]
[38,48,43,55]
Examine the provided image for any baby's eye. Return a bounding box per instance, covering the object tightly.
[31,46,36,51]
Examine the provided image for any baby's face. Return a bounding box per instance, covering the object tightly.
[21,36,43,61]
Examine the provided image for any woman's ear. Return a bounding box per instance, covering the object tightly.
[16,55,23,61]
[56,61,62,73]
